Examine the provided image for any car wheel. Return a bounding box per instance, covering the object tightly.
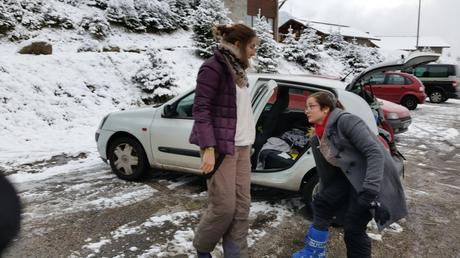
[429,90,445,103]
[108,137,149,181]
[401,96,418,110]
[301,173,319,206]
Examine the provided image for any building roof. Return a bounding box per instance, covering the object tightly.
[278,12,379,40]
[372,36,451,50]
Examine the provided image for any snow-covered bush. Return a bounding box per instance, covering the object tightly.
[106,0,186,33]
[77,40,101,52]
[253,13,279,73]
[132,49,178,105]
[106,0,144,31]
[0,3,16,35]
[56,0,84,7]
[18,0,74,30]
[80,15,111,39]
[135,0,180,33]
[192,0,231,58]
[295,25,321,73]
[87,0,109,10]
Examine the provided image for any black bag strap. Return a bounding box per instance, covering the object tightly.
[204,154,226,179]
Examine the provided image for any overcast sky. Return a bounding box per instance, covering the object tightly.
[281,0,460,58]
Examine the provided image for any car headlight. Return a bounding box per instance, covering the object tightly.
[98,114,109,129]
[386,112,399,120]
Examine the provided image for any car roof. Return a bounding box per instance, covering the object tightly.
[248,73,347,91]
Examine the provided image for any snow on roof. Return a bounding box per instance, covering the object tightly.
[278,12,379,40]
[372,36,451,50]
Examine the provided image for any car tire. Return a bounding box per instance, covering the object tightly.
[108,137,149,181]
[429,90,445,103]
[301,173,319,206]
[401,95,418,110]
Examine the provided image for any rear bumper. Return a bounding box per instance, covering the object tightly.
[387,117,412,134]
[417,93,426,104]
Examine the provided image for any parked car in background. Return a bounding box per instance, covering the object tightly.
[404,63,460,103]
[95,52,438,206]
[378,98,411,134]
[363,72,425,110]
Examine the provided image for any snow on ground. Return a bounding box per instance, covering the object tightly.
[8,152,156,224]
[0,29,203,170]
[400,99,460,149]
[76,200,300,257]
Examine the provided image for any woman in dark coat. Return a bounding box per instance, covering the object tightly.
[189,23,257,258]
[0,174,21,254]
[293,91,407,258]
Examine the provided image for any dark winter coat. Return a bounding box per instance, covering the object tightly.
[0,174,21,253]
[318,108,407,231]
[189,49,238,155]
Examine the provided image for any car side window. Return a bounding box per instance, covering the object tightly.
[386,74,405,85]
[414,66,427,77]
[369,73,385,84]
[428,66,449,77]
[175,92,195,119]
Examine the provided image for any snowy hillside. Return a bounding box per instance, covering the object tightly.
[0,0,383,170]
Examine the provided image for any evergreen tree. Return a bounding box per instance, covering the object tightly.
[364,46,384,66]
[253,12,279,73]
[282,26,300,62]
[192,0,230,58]
[168,0,194,30]
[135,0,180,33]
[324,30,347,58]
[343,38,368,75]
[296,25,321,73]
[132,49,178,105]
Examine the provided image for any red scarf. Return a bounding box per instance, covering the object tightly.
[314,112,331,139]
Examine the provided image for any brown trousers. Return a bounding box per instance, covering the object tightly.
[193,146,251,258]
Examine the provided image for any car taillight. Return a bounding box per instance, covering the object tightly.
[453,81,458,87]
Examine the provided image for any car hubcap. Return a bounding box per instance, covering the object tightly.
[431,92,442,103]
[113,143,139,175]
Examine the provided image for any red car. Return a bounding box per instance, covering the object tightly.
[378,98,411,134]
[364,72,426,110]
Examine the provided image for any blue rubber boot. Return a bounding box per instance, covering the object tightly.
[292,225,328,258]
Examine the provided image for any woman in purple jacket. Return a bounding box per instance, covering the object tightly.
[189,23,257,258]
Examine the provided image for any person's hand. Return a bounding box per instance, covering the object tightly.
[200,147,215,174]
[357,190,378,210]
[374,202,390,225]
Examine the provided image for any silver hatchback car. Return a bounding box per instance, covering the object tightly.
[96,52,439,204]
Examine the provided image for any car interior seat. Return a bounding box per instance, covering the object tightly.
[251,87,290,169]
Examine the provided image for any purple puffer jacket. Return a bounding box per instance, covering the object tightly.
[189,49,238,155]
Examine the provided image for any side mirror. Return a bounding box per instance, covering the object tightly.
[162,104,177,118]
